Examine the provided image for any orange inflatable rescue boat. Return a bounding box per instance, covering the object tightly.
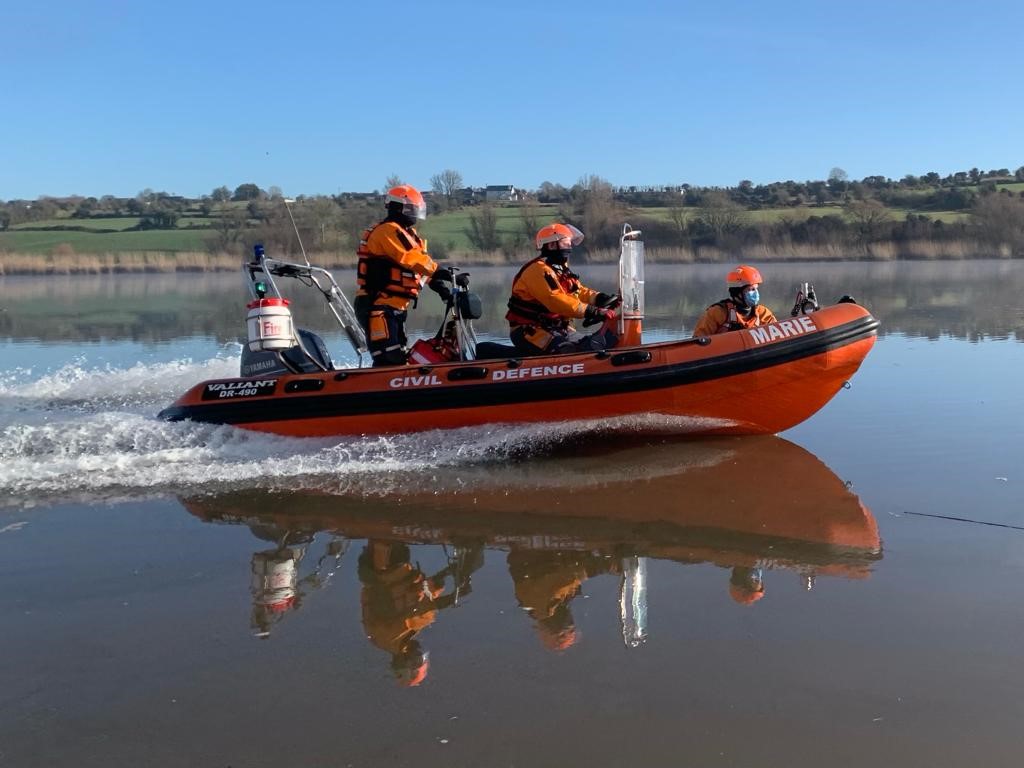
[159,226,878,437]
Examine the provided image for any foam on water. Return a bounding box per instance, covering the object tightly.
[0,345,243,413]
[0,352,728,509]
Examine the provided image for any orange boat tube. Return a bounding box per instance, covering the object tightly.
[159,302,878,438]
[182,436,881,577]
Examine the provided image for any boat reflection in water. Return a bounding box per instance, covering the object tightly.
[182,435,880,683]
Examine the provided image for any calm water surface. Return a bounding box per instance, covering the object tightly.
[1,261,1023,767]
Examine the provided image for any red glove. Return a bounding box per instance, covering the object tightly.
[583,304,615,327]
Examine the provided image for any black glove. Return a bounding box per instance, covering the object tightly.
[595,292,622,309]
[428,278,452,303]
[432,267,453,283]
[583,304,614,327]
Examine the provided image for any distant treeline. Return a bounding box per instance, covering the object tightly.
[2,165,1024,266]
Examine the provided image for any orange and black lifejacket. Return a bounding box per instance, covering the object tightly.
[712,299,758,333]
[505,257,581,330]
[356,223,426,302]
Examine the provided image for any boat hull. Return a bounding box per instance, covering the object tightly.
[182,436,881,576]
[159,303,878,437]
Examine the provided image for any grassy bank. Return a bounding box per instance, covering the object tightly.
[0,228,210,254]
[1,201,976,259]
[0,239,1014,275]
[0,251,349,275]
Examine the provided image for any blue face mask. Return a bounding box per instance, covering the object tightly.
[743,287,760,307]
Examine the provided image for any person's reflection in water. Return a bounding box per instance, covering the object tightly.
[358,540,482,687]
[250,529,349,638]
[507,549,619,651]
[728,565,766,606]
[726,566,822,605]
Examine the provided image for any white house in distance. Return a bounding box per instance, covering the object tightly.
[484,185,519,202]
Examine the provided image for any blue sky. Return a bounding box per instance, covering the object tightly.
[4,0,1022,200]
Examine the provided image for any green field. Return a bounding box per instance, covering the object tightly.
[11,217,143,231]
[0,228,209,254]
[0,197,981,258]
[419,205,560,251]
[177,216,217,227]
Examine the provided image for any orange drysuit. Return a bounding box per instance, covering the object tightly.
[356,220,438,311]
[506,258,601,352]
[693,300,777,337]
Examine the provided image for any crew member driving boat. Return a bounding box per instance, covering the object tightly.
[505,223,620,356]
[692,264,777,337]
[354,184,452,366]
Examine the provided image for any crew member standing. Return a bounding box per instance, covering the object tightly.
[355,184,452,366]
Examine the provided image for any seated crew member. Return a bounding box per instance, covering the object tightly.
[692,264,777,337]
[507,548,620,652]
[354,184,452,366]
[728,565,766,606]
[505,223,620,356]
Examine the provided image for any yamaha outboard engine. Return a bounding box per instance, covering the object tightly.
[241,327,333,376]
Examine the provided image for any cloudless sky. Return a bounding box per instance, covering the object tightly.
[4,0,1023,200]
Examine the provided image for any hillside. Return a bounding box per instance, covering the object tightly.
[1,171,1022,272]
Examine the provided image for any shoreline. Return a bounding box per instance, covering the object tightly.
[0,241,1017,275]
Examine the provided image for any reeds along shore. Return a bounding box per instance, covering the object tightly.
[0,239,1015,275]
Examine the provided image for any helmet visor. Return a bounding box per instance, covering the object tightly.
[564,224,584,247]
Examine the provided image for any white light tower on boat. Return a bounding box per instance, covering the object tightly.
[618,223,645,347]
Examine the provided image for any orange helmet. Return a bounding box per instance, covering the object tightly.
[392,645,429,687]
[729,582,766,606]
[535,222,584,251]
[385,184,426,220]
[536,606,577,651]
[729,566,765,605]
[537,622,578,651]
[726,264,763,289]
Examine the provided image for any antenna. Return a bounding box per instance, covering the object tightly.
[282,198,311,268]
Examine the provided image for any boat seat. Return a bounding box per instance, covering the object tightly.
[475,341,519,360]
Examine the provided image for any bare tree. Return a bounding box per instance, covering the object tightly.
[694,191,743,240]
[518,197,542,247]
[828,167,849,183]
[565,175,619,249]
[846,199,890,243]
[666,190,689,238]
[571,174,614,209]
[383,174,403,193]
[307,196,343,247]
[430,169,463,208]
[206,208,249,254]
[465,204,501,251]
[828,167,849,196]
[972,193,1024,253]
